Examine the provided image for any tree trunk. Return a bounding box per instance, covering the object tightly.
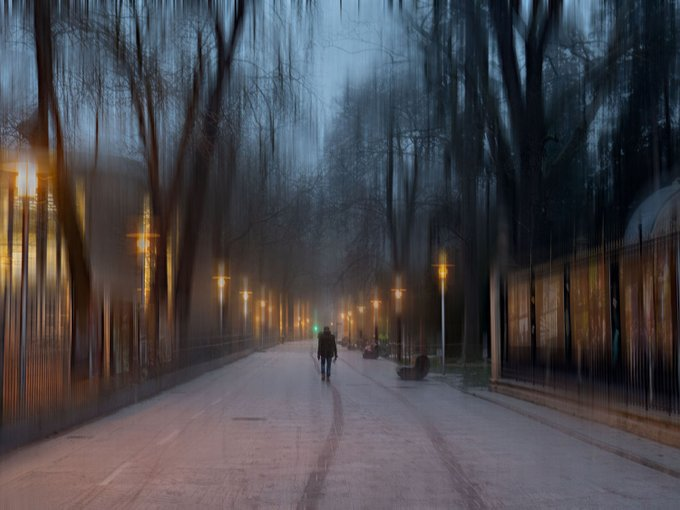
[34,0,92,380]
[175,4,245,345]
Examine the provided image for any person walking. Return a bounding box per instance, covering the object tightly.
[317,326,338,380]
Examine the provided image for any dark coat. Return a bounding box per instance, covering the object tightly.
[317,331,337,358]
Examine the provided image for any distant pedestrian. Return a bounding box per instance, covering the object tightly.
[317,326,337,381]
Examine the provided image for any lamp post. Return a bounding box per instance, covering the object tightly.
[391,286,406,362]
[371,299,381,341]
[434,252,453,375]
[213,275,230,336]
[268,293,273,344]
[347,311,352,347]
[240,290,252,337]
[127,230,158,369]
[340,312,345,343]
[357,305,365,344]
[260,299,266,349]
[127,233,158,306]
[17,161,37,404]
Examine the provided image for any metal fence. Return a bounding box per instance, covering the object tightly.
[501,235,680,416]
[0,167,295,450]
[0,264,263,428]
[1,286,257,426]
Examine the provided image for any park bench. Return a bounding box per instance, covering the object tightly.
[396,354,430,380]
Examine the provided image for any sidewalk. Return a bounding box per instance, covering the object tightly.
[430,364,680,480]
[474,386,680,479]
[3,341,679,508]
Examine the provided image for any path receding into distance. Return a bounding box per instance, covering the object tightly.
[1,340,679,509]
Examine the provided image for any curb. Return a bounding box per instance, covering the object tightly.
[490,379,680,449]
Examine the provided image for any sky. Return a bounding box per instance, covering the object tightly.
[0,1,411,172]
[252,0,411,171]
[312,1,406,113]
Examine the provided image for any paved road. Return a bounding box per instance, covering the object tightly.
[1,340,679,509]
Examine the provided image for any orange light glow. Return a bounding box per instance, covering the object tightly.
[16,161,38,197]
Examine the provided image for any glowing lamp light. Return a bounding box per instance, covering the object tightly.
[127,232,158,254]
[17,162,38,198]
[137,237,149,253]
[434,250,452,375]
[391,287,406,303]
[435,251,452,281]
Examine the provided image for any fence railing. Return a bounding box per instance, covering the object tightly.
[501,235,680,416]
[2,328,257,427]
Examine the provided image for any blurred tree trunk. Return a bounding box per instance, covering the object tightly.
[174,2,246,344]
[34,0,92,380]
[609,0,678,234]
[459,0,486,363]
[112,3,245,364]
[489,1,562,262]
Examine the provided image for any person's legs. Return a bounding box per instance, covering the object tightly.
[320,357,327,379]
[324,356,332,377]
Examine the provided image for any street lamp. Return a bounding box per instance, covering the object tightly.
[434,251,453,375]
[268,294,273,344]
[357,305,365,344]
[391,286,406,362]
[260,299,266,349]
[371,299,381,342]
[340,312,345,342]
[127,230,158,370]
[17,161,38,403]
[240,290,252,336]
[347,311,352,347]
[126,231,159,308]
[213,275,230,336]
